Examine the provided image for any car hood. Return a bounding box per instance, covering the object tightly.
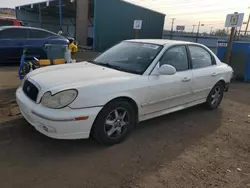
[27,62,137,91]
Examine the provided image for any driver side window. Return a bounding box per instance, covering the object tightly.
[160,46,189,72]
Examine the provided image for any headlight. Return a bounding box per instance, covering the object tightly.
[41,90,78,109]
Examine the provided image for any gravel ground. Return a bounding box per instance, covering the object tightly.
[0,62,249,188]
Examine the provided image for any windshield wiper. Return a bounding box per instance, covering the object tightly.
[101,63,124,71]
[89,61,123,71]
[87,61,119,69]
[88,61,140,74]
[103,63,141,75]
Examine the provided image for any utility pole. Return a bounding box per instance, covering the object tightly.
[225,27,236,64]
[244,14,250,36]
[234,28,238,40]
[210,27,213,34]
[192,25,196,33]
[225,12,238,64]
[38,4,42,28]
[59,0,62,30]
[238,26,242,39]
[196,21,203,43]
[170,18,176,39]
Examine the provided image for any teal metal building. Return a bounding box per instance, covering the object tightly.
[16,0,165,51]
[94,0,165,51]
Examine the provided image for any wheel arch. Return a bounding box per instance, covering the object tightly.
[103,96,139,122]
[217,79,226,88]
[90,96,139,137]
[207,79,226,100]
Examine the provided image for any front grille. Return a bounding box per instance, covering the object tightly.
[23,80,39,102]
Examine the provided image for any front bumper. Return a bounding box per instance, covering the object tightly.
[16,87,102,139]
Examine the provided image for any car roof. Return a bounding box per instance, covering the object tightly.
[125,39,196,46]
[0,26,61,36]
[0,26,50,31]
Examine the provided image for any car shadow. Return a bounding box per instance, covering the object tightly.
[225,82,250,106]
[0,104,223,187]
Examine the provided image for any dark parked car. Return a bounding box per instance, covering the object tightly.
[0,26,69,64]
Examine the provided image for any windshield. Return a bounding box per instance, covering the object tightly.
[92,41,163,75]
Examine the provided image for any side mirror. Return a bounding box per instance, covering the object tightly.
[158,64,176,75]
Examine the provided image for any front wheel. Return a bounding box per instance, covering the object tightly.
[206,82,224,110]
[92,100,136,145]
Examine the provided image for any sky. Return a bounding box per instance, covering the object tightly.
[1,0,250,32]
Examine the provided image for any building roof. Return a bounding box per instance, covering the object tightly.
[0,26,59,34]
[15,0,77,18]
[16,0,164,18]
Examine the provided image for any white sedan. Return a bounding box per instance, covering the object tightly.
[16,39,233,145]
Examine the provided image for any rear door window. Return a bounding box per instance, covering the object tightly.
[0,20,13,26]
[28,29,54,39]
[0,28,27,39]
[188,45,214,69]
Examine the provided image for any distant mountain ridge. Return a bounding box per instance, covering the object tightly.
[0,8,15,18]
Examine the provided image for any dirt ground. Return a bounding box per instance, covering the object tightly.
[0,61,250,188]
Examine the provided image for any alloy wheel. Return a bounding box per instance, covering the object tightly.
[211,86,221,107]
[104,107,130,139]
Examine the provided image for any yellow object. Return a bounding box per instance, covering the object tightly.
[39,59,51,66]
[29,61,33,67]
[53,58,65,65]
[68,42,78,53]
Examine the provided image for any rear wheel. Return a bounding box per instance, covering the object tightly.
[206,82,224,110]
[92,100,136,145]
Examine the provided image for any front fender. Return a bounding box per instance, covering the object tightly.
[69,90,141,109]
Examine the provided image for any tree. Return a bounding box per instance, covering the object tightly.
[214,29,228,36]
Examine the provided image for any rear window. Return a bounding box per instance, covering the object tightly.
[0,28,27,39]
[28,29,54,39]
[0,20,13,26]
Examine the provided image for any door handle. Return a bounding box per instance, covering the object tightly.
[211,72,218,77]
[182,77,191,82]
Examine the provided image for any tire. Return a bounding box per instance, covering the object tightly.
[206,82,224,110]
[92,100,136,145]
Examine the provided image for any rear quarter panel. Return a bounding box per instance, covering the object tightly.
[216,63,233,83]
